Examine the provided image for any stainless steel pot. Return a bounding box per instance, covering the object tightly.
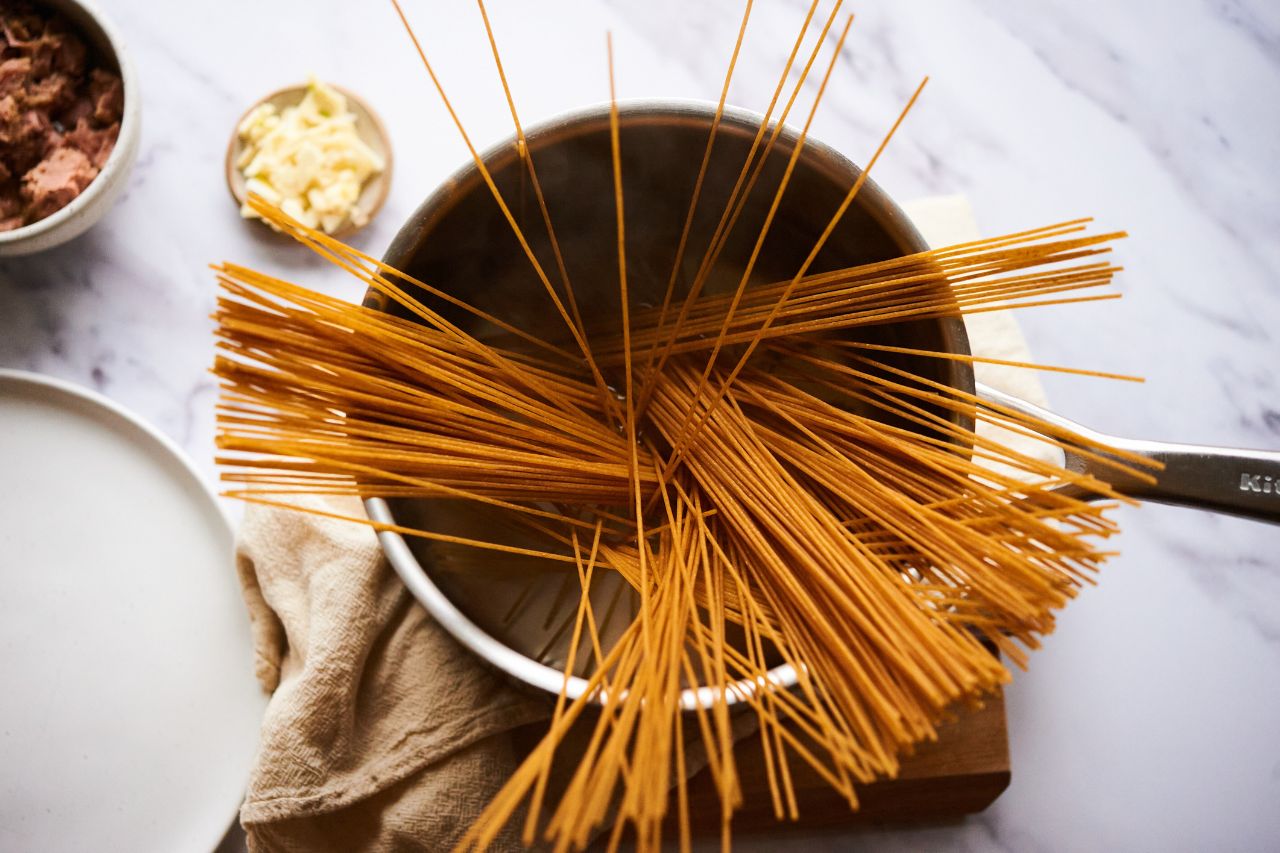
[365,100,972,707]
[364,100,1280,709]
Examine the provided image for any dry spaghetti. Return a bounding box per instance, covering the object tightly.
[211,2,1152,851]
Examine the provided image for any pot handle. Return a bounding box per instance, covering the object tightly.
[977,384,1280,525]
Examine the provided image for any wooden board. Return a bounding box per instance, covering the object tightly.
[680,686,1010,835]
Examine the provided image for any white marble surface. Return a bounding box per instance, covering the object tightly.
[3,1,1279,850]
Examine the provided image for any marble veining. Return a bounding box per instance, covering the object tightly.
[1,1,1277,851]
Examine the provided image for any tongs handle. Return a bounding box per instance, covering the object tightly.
[977,384,1280,525]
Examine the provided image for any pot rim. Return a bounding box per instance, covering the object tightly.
[366,98,974,710]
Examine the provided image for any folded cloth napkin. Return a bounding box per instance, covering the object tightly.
[233,195,1052,852]
[235,492,549,851]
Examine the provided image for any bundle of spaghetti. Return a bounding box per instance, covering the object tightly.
[211,234,1153,852]
[209,205,1154,852]
[204,2,1165,851]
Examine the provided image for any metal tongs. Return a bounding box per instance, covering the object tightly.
[978,384,1280,525]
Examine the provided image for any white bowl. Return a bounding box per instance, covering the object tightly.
[0,0,141,257]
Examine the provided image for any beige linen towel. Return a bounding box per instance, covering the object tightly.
[236,492,549,851]
[233,195,1053,852]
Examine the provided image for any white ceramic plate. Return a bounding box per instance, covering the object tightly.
[0,369,263,852]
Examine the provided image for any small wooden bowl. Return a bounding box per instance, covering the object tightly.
[225,83,393,239]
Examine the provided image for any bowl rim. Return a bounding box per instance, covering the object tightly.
[223,81,394,240]
[0,0,139,246]
[366,97,975,711]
